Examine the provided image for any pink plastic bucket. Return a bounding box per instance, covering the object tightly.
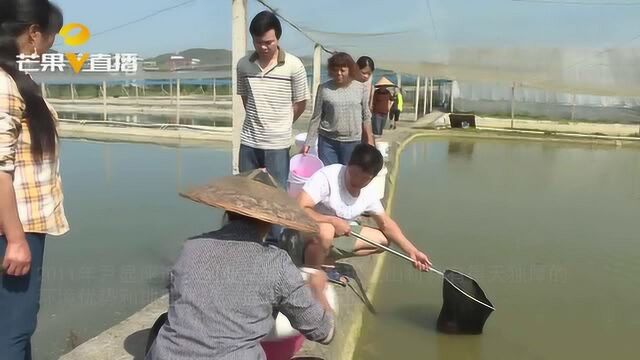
[289,154,323,179]
[261,334,305,360]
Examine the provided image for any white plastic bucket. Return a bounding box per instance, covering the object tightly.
[294,132,318,156]
[263,268,338,341]
[369,166,388,199]
[287,180,306,198]
[376,141,390,160]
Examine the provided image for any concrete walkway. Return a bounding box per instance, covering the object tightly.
[59,296,168,360]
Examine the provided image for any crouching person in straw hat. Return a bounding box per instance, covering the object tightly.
[146,170,334,360]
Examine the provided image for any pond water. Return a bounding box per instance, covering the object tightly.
[355,138,640,360]
[33,139,230,359]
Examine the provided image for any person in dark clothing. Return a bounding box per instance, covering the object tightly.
[147,170,334,360]
[371,77,394,136]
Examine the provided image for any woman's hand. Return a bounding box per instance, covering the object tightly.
[307,270,332,312]
[308,270,328,293]
[2,236,31,276]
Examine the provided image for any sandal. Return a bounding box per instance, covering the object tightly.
[321,266,348,287]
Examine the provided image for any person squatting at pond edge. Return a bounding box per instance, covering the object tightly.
[147,170,334,360]
[297,144,432,284]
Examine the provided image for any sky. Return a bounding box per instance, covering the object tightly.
[52,0,318,58]
[52,0,640,62]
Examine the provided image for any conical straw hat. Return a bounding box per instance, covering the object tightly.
[180,169,318,234]
[375,76,395,87]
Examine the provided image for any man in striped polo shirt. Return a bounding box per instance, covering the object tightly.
[237,11,309,190]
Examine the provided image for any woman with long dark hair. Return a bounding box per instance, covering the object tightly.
[0,1,68,358]
[356,56,375,143]
[356,56,375,100]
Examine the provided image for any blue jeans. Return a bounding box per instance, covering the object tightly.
[239,144,290,189]
[372,113,387,135]
[239,144,290,242]
[318,136,360,166]
[0,233,46,360]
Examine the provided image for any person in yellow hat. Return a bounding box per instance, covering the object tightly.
[146,170,334,360]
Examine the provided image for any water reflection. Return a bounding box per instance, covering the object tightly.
[393,304,441,334]
[356,138,640,360]
[435,334,483,360]
[448,141,475,159]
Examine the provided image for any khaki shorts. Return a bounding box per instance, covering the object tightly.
[329,225,362,261]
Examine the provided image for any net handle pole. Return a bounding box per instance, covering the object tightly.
[350,231,444,276]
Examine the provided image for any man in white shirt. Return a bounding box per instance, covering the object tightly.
[297,144,431,272]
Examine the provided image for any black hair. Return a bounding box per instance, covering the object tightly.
[249,11,282,39]
[356,56,375,72]
[0,0,62,161]
[348,144,384,176]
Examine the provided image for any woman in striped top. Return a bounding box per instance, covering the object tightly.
[303,53,374,166]
[1,2,68,359]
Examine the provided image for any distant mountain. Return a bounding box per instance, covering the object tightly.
[147,48,313,68]
[146,48,231,69]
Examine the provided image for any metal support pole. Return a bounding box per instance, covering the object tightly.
[312,43,322,111]
[511,82,515,129]
[213,78,217,103]
[232,0,247,174]
[102,80,107,121]
[423,77,428,116]
[176,78,181,124]
[169,78,173,105]
[450,81,454,113]
[414,76,420,122]
[429,77,433,113]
